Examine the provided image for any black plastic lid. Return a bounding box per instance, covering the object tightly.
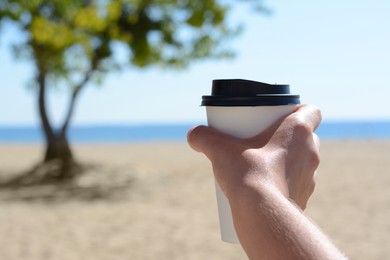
[201,79,300,106]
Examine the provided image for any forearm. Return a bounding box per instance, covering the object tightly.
[229,183,347,260]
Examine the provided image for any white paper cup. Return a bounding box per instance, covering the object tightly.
[202,79,300,243]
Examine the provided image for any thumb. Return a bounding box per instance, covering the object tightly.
[187,125,239,161]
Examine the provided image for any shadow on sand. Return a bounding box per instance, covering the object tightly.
[0,161,135,203]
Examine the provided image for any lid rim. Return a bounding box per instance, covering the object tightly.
[202,94,300,98]
[204,79,300,106]
[201,98,300,107]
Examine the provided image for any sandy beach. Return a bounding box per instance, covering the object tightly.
[0,140,389,260]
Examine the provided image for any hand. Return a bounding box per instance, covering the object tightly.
[187,105,347,259]
[187,104,322,210]
[187,105,347,260]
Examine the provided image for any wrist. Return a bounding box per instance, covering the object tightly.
[227,177,283,212]
[225,170,288,208]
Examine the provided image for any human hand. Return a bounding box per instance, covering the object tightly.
[188,105,348,260]
[187,104,322,210]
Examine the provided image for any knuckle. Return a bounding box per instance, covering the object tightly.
[292,117,313,139]
[301,104,323,122]
[312,106,323,122]
[306,150,320,172]
[310,149,321,167]
[310,178,317,194]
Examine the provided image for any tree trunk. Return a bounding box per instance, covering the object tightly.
[44,132,73,163]
[37,61,76,180]
[37,69,73,163]
[34,47,97,181]
[43,131,77,180]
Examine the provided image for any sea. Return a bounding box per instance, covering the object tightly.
[0,121,390,143]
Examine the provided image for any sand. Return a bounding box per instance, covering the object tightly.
[0,140,389,260]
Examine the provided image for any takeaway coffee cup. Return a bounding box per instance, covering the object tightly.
[202,79,300,243]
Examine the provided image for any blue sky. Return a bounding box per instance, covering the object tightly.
[1,0,390,126]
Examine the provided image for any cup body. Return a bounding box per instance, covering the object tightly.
[206,105,297,243]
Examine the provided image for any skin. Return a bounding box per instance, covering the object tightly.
[187,105,347,260]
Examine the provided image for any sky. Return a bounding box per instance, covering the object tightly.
[1,0,390,127]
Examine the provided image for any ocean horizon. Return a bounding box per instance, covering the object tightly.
[0,121,390,143]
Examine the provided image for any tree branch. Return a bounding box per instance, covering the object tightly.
[60,67,95,135]
[36,52,55,143]
[60,31,114,135]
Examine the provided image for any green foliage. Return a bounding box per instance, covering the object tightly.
[0,0,266,89]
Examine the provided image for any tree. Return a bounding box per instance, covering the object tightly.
[0,0,267,182]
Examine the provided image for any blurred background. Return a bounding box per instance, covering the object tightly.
[1,0,389,259]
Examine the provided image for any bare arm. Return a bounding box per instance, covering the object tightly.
[187,105,347,260]
[230,181,345,259]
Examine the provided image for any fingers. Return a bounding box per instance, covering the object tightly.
[295,104,322,132]
[313,170,319,181]
[313,133,320,151]
[187,125,211,153]
[187,125,240,161]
